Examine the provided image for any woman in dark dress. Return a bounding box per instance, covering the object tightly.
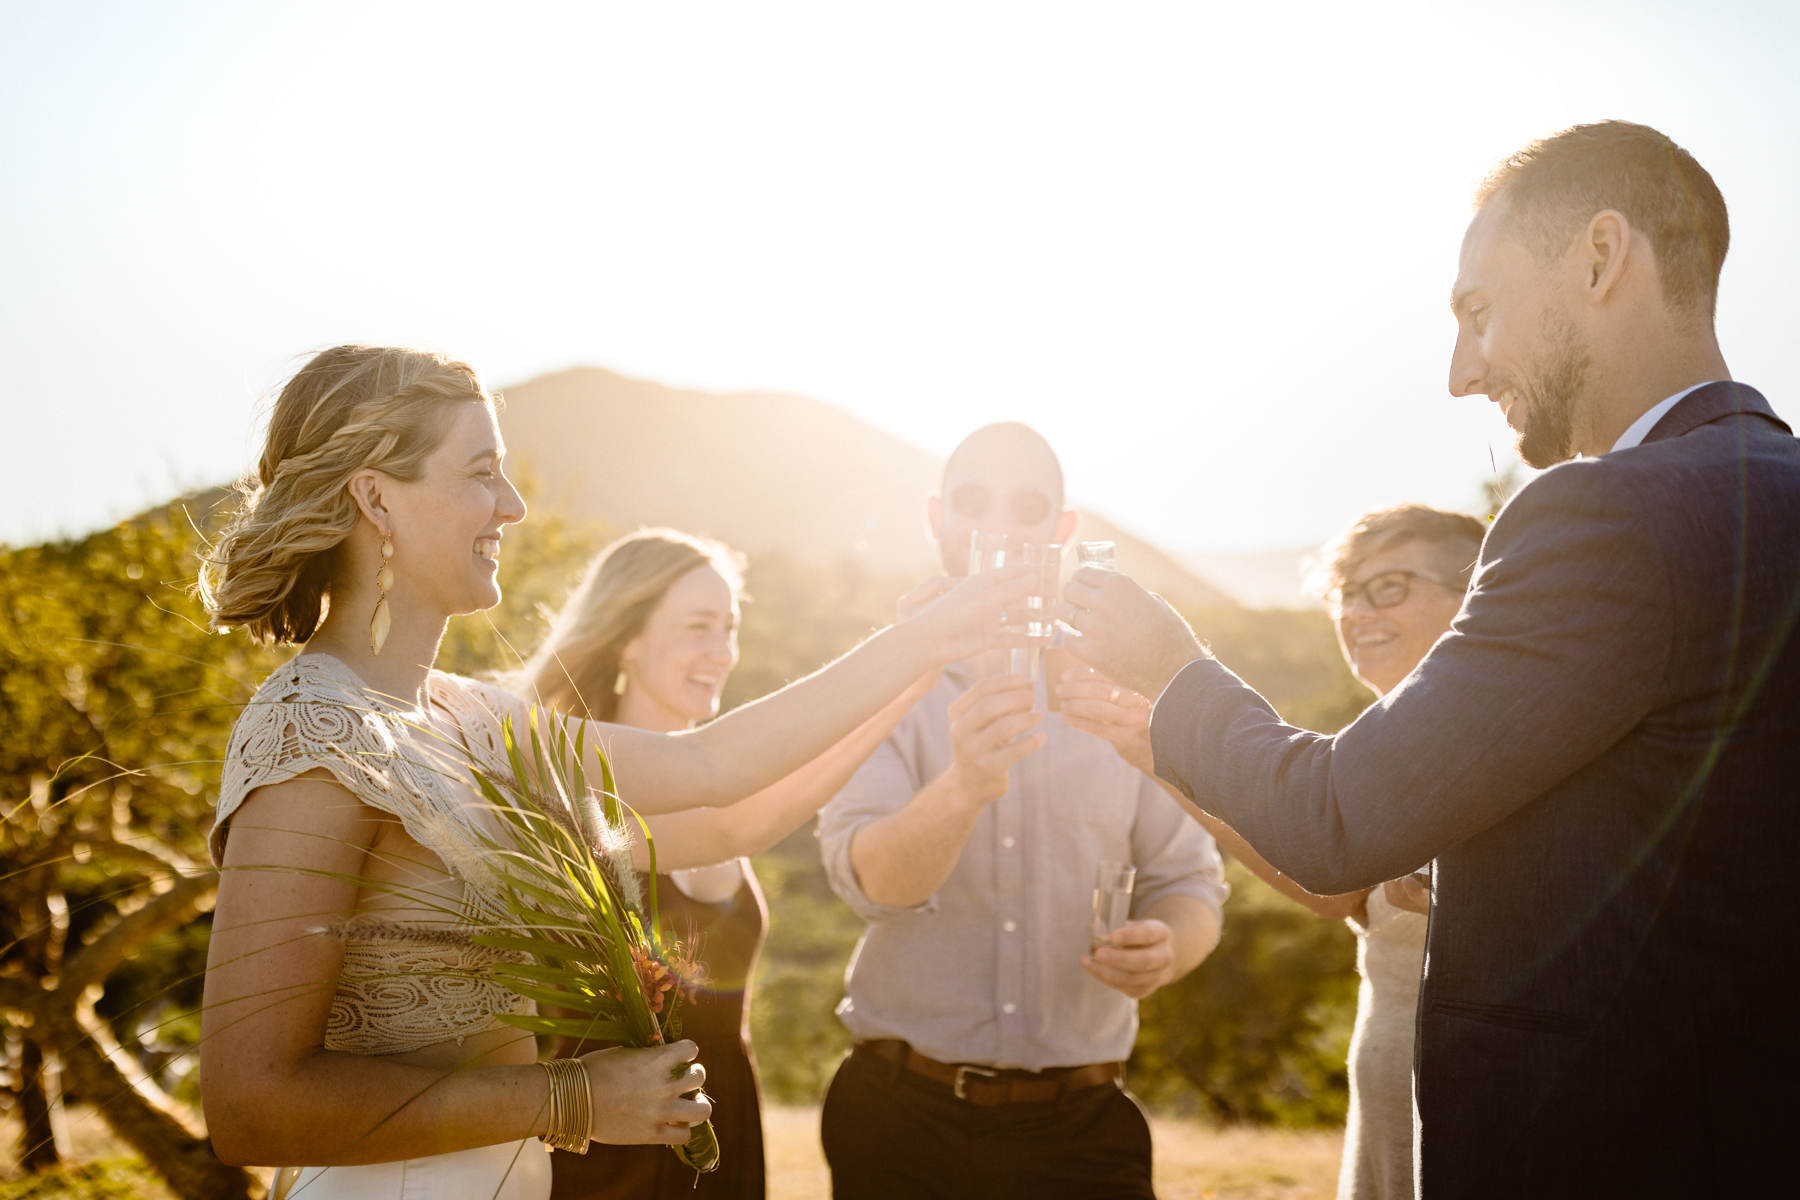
[517,529,924,1198]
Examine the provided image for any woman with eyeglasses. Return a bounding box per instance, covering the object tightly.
[1303,505,1484,1200]
[1056,503,1484,1200]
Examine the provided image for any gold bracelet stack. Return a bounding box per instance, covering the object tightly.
[538,1059,592,1155]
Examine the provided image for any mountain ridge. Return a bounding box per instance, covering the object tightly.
[498,366,1234,606]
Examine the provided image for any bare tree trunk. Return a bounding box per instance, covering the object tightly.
[1,848,254,1199]
[7,833,68,1172]
[13,1036,67,1172]
[55,1013,256,1200]
[1,989,253,1199]
[63,861,254,1198]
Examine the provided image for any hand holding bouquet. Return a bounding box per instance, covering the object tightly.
[459,709,720,1174]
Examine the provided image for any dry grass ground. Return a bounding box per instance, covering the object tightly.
[5,1104,1342,1199]
[767,1105,1340,1199]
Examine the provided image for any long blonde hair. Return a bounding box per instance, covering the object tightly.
[199,345,494,644]
[520,529,746,722]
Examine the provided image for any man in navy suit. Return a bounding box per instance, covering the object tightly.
[1064,121,1799,1197]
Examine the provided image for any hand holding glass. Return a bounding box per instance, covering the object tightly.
[1076,540,1117,568]
[968,532,1061,678]
[1090,860,1137,952]
[1018,540,1062,642]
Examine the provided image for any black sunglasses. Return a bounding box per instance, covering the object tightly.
[1326,569,1460,616]
[948,483,1054,527]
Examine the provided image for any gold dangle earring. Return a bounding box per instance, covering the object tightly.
[370,534,394,655]
[612,666,629,696]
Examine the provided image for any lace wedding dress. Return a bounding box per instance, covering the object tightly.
[213,653,556,1199]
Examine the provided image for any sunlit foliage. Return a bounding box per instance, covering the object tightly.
[2,497,1372,1193]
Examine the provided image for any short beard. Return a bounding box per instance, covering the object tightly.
[1515,311,1590,469]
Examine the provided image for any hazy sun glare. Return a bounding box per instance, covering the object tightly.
[3,1,1795,564]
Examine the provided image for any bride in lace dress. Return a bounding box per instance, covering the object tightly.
[196,346,1026,1199]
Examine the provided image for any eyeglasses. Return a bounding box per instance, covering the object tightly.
[948,484,1054,527]
[1326,569,1460,616]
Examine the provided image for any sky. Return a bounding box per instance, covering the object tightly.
[4,0,1796,555]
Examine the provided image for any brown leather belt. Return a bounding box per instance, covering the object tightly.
[858,1039,1122,1106]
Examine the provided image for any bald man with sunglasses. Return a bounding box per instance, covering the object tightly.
[816,422,1228,1199]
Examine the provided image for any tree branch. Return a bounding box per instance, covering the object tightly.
[60,872,217,996]
[77,830,203,881]
[0,971,48,1016]
[53,1007,254,1199]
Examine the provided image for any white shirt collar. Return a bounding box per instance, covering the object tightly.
[1608,382,1719,453]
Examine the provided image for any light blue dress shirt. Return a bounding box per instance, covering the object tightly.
[819,663,1228,1070]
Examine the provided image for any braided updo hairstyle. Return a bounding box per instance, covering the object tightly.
[200,345,494,645]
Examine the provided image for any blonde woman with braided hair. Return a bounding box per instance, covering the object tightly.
[198,345,1028,1199]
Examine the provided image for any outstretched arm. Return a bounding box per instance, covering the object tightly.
[629,672,937,871]
[1185,808,1372,924]
[1054,668,1372,922]
[1076,467,1669,892]
[585,567,1031,815]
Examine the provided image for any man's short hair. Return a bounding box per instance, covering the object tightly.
[1476,120,1729,320]
[1316,504,1488,596]
[941,421,1065,508]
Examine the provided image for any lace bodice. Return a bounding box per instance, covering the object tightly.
[213,653,539,1054]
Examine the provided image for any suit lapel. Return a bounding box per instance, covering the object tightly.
[1641,381,1790,446]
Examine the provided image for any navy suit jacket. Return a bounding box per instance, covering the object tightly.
[1151,383,1799,1198]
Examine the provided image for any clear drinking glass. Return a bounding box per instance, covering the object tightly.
[1018,541,1062,642]
[1090,859,1137,951]
[968,530,1011,577]
[968,533,1060,679]
[1077,540,1117,568]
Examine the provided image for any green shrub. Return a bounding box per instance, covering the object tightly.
[0,1159,174,1200]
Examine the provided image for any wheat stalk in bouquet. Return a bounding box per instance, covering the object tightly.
[456,705,719,1175]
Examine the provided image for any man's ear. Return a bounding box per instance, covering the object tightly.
[346,469,392,536]
[926,495,944,541]
[1581,209,1634,305]
[1055,507,1079,546]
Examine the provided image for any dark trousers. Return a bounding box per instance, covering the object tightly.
[820,1045,1156,1200]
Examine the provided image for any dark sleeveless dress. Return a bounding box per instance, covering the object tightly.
[549,862,769,1199]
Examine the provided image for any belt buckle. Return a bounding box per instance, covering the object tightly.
[952,1063,999,1101]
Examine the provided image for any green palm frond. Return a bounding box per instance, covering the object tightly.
[453,705,719,1174]
[494,1012,634,1042]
